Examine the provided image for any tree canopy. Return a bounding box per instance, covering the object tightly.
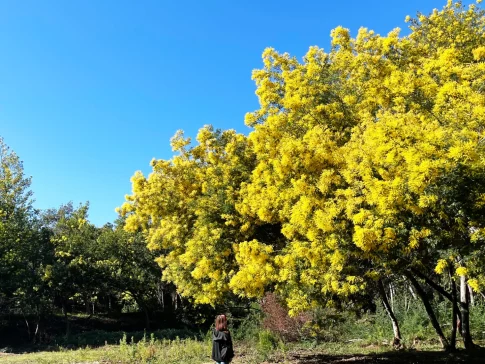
[120,0,485,349]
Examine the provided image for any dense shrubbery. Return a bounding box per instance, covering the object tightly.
[254,291,485,349]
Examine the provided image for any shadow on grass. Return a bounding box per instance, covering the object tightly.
[291,347,485,364]
[6,328,204,354]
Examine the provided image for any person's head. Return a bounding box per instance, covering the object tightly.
[215,314,228,331]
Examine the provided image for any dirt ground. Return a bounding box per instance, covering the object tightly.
[263,348,485,364]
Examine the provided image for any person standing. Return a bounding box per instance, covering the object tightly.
[211,314,234,364]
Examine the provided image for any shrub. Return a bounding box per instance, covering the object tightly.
[260,293,310,341]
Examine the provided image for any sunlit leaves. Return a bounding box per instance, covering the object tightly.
[122,1,485,309]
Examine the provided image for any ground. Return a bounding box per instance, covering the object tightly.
[3,342,485,364]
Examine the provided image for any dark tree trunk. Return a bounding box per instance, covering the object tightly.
[62,301,70,338]
[130,291,151,330]
[143,305,151,331]
[411,268,462,329]
[412,268,451,299]
[460,275,475,350]
[449,268,458,351]
[406,272,449,349]
[377,279,402,347]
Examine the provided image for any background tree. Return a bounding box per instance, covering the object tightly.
[0,137,53,343]
[95,220,167,330]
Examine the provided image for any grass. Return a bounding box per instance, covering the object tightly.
[3,337,485,364]
[2,336,211,364]
[4,301,485,363]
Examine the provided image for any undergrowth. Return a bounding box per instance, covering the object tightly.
[4,298,485,363]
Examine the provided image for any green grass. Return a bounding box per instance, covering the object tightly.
[3,336,211,364]
[4,301,485,363]
[4,338,485,364]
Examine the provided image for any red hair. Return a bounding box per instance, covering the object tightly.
[215,314,228,331]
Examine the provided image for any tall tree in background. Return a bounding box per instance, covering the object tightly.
[96,220,167,330]
[0,138,53,342]
[43,203,101,336]
[0,137,35,300]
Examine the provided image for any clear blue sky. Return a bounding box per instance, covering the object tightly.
[0,0,474,226]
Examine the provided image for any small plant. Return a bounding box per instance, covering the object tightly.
[257,329,280,360]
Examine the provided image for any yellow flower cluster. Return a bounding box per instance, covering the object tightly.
[120,1,485,312]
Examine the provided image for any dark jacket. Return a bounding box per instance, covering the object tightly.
[211,329,234,362]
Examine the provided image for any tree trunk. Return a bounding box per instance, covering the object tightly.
[130,291,151,330]
[411,268,451,299]
[468,284,475,306]
[33,312,44,344]
[406,272,449,349]
[408,285,417,300]
[62,301,70,338]
[449,268,458,351]
[411,268,463,326]
[460,275,475,349]
[404,288,408,312]
[389,283,395,312]
[172,291,178,310]
[143,305,151,330]
[21,310,31,342]
[31,303,45,344]
[34,321,39,344]
[377,279,402,347]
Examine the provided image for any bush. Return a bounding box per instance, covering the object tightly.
[256,329,280,360]
[231,302,264,344]
[260,293,310,341]
[305,307,349,342]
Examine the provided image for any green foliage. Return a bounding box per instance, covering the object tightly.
[470,303,485,341]
[257,329,279,351]
[94,221,167,319]
[303,307,350,342]
[0,138,54,342]
[46,203,101,312]
[336,297,485,348]
[256,329,281,361]
[232,308,263,343]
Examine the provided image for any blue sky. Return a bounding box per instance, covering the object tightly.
[0,0,475,226]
